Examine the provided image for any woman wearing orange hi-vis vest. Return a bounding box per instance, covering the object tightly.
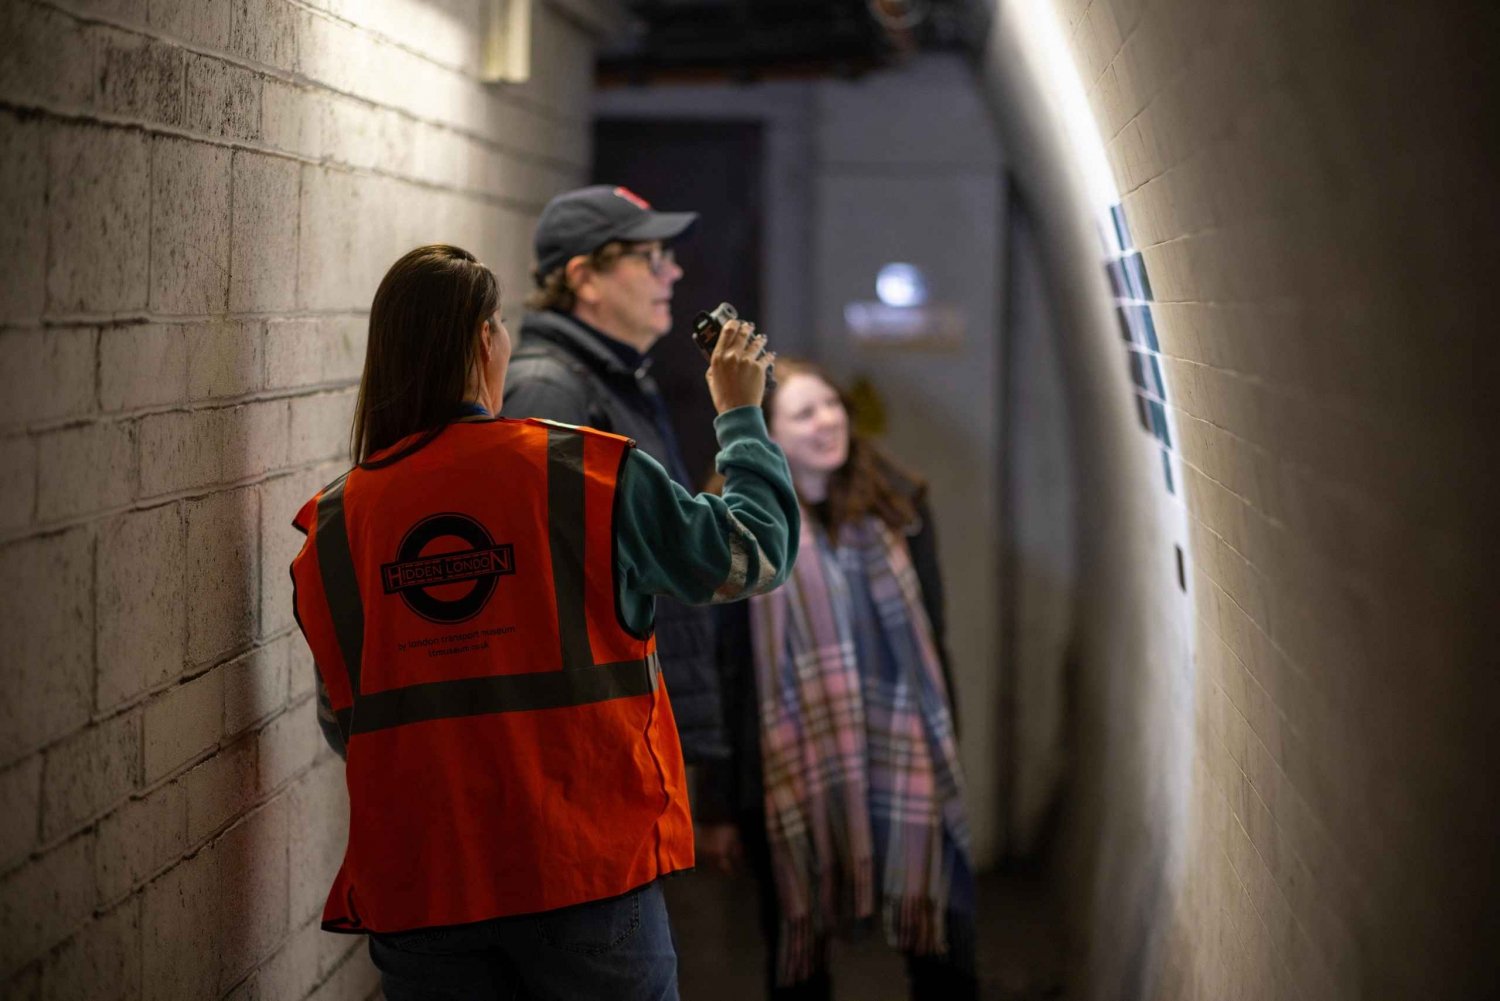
[289,244,797,1001]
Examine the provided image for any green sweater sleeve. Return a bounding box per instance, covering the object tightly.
[615,406,800,634]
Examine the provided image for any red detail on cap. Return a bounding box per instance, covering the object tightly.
[613,187,652,210]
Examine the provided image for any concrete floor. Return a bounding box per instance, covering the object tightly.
[664,864,1070,1001]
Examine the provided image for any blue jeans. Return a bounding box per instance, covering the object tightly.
[368,882,679,1001]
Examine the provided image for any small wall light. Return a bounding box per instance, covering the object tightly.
[875,262,928,307]
[482,0,531,83]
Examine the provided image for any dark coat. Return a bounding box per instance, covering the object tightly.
[501,309,728,762]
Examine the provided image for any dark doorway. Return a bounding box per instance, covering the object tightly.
[592,119,764,488]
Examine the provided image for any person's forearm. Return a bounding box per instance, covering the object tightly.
[614,407,799,614]
[706,406,800,601]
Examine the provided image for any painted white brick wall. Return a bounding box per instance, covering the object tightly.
[0,0,613,995]
[980,1,1496,999]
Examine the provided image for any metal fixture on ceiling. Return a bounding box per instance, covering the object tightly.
[869,0,929,33]
[596,0,977,84]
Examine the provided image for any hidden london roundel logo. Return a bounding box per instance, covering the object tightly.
[380,513,515,624]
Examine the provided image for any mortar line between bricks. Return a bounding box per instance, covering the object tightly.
[174,17,187,124]
[29,0,593,168]
[42,0,593,144]
[24,688,327,880]
[1114,183,1325,245]
[86,324,104,426]
[0,99,575,213]
[1207,723,1313,991]
[226,137,238,362]
[1173,408,1440,534]
[143,684,317,807]
[51,0,469,83]
[0,830,95,909]
[1195,486,1437,611]
[1206,761,1333,995]
[281,0,575,121]
[168,633,302,697]
[0,454,351,548]
[93,527,107,773]
[6,378,358,435]
[145,111,157,324]
[238,915,328,999]
[24,418,40,526]
[90,752,327,915]
[1095,47,1187,144]
[238,918,346,1001]
[1168,404,1301,467]
[0,625,306,779]
[1193,539,1369,740]
[1205,690,1359,988]
[314,937,380,999]
[252,458,265,643]
[6,307,367,327]
[38,75,59,418]
[29,716,147,855]
[818,161,1003,177]
[1201,599,1332,800]
[291,165,306,348]
[1162,356,1420,431]
[1183,460,1430,605]
[1193,531,1276,649]
[282,0,556,112]
[1177,453,1280,528]
[1157,353,1291,395]
[63,898,146,973]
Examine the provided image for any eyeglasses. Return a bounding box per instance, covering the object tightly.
[618,245,677,276]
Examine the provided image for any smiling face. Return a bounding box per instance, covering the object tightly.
[768,372,851,479]
[573,240,682,352]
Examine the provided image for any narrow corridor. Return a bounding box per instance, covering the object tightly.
[668,866,1069,1001]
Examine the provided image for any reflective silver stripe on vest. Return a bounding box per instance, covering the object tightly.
[546,427,594,671]
[316,428,655,738]
[315,473,363,698]
[347,652,659,735]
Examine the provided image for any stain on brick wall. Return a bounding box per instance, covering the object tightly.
[0,1,607,996]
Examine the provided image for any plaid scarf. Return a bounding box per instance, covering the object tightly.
[750,513,973,985]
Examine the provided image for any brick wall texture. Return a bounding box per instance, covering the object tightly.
[0,1,602,996]
[1043,0,1496,998]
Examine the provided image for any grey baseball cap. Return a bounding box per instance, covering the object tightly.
[533,185,697,279]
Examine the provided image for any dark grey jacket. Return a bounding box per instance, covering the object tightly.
[501,309,729,762]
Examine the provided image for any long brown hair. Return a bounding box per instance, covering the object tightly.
[764,358,925,543]
[351,245,499,465]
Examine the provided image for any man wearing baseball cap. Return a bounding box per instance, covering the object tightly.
[502,186,735,766]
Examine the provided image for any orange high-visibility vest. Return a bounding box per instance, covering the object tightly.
[290,417,693,934]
